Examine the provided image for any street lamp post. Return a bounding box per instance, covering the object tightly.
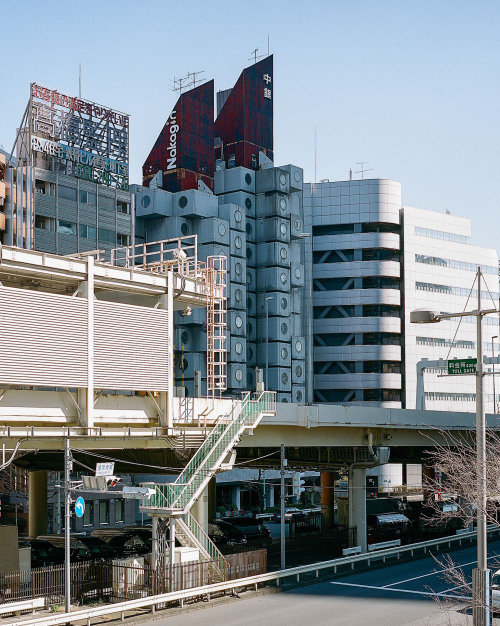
[410,266,498,626]
[492,336,498,415]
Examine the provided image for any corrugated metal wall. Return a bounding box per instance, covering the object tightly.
[0,286,170,391]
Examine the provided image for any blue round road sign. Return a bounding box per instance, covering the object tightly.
[75,496,85,518]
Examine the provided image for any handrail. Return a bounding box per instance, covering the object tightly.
[15,525,499,626]
[180,512,227,568]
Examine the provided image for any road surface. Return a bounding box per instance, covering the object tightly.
[136,539,500,626]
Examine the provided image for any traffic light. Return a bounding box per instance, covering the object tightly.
[292,472,305,500]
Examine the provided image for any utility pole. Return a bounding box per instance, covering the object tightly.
[280,444,286,570]
[64,439,72,614]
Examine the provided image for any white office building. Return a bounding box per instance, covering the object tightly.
[402,206,499,412]
[304,179,499,411]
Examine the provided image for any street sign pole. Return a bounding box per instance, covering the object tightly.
[64,439,72,614]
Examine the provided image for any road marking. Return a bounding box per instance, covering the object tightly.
[330,581,471,602]
[382,554,499,588]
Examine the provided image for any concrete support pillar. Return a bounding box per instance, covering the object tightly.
[191,485,209,533]
[348,466,367,552]
[266,484,275,508]
[231,485,241,511]
[207,477,216,523]
[320,471,336,528]
[28,470,48,539]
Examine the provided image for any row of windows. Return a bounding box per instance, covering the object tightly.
[415,226,468,244]
[312,222,400,237]
[36,181,130,214]
[313,389,402,403]
[416,336,475,349]
[82,499,124,526]
[35,216,129,245]
[415,254,498,275]
[314,332,402,347]
[313,304,401,319]
[416,282,499,300]
[425,392,475,402]
[314,361,401,375]
[313,277,401,291]
[313,249,400,264]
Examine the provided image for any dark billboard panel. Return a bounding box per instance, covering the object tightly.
[143,80,214,192]
[215,55,273,170]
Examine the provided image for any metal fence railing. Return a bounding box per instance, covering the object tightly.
[0,550,267,607]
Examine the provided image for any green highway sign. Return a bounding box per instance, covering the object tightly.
[447,358,477,375]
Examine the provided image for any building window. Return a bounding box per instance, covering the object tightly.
[98,228,115,244]
[228,155,236,168]
[99,500,109,525]
[117,233,130,246]
[58,185,77,202]
[98,195,115,211]
[35,215,55,231]
[79,190,97,206]
[117,200,130,214]
[115,499,124,523]
[79,224,97,240]
[57,220,77,235]
[83,501,94,526]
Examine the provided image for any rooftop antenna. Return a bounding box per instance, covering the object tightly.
[249,48,266,64]
[187,70,205,89]
[314,126,317,183]
[172,75,188,95]
[79,64,81,98]
[355,161,374,179]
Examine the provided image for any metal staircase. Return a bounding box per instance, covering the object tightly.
[175,513,226,581]
[141,391,275,516]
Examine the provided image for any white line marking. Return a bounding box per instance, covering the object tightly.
[382,553,499,588]
[330,581,471,602]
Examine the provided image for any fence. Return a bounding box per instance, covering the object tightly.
[0,550,267,606]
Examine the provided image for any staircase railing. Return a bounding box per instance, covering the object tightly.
[180,513,226,571]
[146,391,275,513]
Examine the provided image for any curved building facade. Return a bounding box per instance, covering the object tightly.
[304,179,403,407]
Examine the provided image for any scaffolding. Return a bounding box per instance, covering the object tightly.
[206,255,227,396]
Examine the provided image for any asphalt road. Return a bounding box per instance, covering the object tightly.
[137,539,500,626]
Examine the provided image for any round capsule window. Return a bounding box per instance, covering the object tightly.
[295,340,303,353]
[246,222,252,235]
[247,296,252,308]
[235,315,243,328]
[245,197,252,210]
[218,223,226,236]
[235,262,243,276]
[178,195,188,208]
[180,222,190,236]
[234,209,242,223]
[246,247,253,260]
[295,365,303,378]
[280,223,287,236]
[235,288,243,302]
[281,322,288,335]
[281,347,288,360]
[141,195,151,208]
[281,297,288,310]
[280,272,287,284]
[281,372,289,384]
[235,369,243,382]
[181,331,190,344]
[282,398,289,403]
[247,272,252,285]
[294,170,301,182]
[294,219,301,231]
[234,236,242,249]
[279,198,287,211]
[247,321,253,334]
[280,247,288,260]
[296,390,303,402]
[235,342,243,355]
[279,174,287,186]
[295,267,302,279]
[182,358,189,370]
[245,173,252,185]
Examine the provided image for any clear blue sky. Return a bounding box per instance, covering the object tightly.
[1,0,499,252]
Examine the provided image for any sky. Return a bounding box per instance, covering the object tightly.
[1,0,499,253]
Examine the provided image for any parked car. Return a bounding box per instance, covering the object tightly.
[77,536,119,560]
[37,535,115,562]
[221,517,272,547]
[24,539,65,568]
[94,529,152,557]
[208,521,247,548]
[273,508,302,522]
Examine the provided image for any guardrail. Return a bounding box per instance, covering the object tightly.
[14,525,500,626]
[0,597,45,616]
